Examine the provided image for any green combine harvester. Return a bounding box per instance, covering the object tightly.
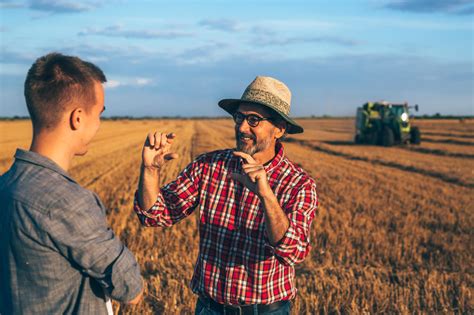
[354,101,421,146]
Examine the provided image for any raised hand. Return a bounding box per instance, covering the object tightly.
[231,151,272,198]
[142,131,179,170]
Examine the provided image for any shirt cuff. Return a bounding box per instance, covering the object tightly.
[264,222,299,257]
[107,246,143,302]
[133,190,165,219]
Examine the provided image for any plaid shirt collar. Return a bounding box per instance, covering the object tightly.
[264,140,284,173]
[14,149,76,183]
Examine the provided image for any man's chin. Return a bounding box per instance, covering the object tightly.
[237,145,256,156]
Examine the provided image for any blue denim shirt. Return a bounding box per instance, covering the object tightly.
[0,149,143,314]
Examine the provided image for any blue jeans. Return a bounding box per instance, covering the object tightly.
[194,297,291,315]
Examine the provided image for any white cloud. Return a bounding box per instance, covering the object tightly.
[254,35,360,47]
[342,15,473,31]
[252,19,338,31]
[104,80,121,89]
[78,25,193,39]
[0,1,24,9]
[29,0,100,13]
[135,78,151,85]
[383,0,474,15]
[104,76,154,89]
[198,19,240,32]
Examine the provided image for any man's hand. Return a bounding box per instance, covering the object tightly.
[232,151,290,245]
[231,151,272,198]
[138,131,178,210]
[142,131,179,170]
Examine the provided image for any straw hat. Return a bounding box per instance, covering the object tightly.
[218,76,304,134]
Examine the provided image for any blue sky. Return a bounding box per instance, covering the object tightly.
[0,0,473,117]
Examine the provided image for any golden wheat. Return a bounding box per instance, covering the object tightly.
[1,118,472,314]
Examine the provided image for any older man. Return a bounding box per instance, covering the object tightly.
[135,76,318,314]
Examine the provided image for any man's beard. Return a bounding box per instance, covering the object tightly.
[235,131,272,156]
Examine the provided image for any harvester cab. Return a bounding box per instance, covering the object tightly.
[355,101,421,146]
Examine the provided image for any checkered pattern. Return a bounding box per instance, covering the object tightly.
[134,142,318,305]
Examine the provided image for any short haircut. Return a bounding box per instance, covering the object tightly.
[24,52,107,130]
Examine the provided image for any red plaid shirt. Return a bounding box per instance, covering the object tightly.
[134,142,318,305]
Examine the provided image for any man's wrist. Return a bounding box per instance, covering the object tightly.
[141,164,160,175]
[258,188,276,202]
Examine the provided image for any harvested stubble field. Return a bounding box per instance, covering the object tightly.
[1,118,473,314]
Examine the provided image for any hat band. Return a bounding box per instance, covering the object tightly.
[241,88,290,115]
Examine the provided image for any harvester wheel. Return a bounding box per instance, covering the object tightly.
[354,135,362,144]
[410,127,421,144]
[366,132,378,145]
[382,127,394,147]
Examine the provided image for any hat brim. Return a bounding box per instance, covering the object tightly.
[218,99,304,134]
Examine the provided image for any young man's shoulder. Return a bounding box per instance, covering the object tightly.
[1,160,95,214]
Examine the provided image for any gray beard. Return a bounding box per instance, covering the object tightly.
[236,134,272,156]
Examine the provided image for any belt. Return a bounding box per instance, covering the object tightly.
[198,296,290,315]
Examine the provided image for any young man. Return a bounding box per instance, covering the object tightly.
[135,76,318,314]
[0,53,143,314]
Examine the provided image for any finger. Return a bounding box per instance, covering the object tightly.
[233,151,257,164]
[154,131,162,149]
[164,153,179,160]
[242,164,263,170]
[160,133,167,149]
[242,165,264,174]
[147,132,155,147]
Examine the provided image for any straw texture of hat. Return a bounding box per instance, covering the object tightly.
[218,76,304,134]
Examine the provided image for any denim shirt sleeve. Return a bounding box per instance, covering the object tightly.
[45,191,143,302]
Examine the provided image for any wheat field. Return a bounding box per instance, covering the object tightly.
[1,118,473,314]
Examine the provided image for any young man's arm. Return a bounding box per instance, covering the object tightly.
[47,192,144,304]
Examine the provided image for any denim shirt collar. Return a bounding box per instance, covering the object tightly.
[14,149,77,183]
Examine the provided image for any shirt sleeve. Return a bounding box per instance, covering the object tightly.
[46,192,143,303]
[265,179,318,266]
[133,156,203,227]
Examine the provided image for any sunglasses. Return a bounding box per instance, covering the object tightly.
[232,112,273,127]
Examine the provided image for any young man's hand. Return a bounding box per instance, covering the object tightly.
[142,131,178,170]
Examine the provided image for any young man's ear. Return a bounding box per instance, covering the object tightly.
[70,108,83,131]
